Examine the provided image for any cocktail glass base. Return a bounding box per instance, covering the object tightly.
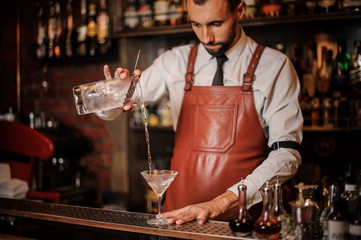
[147,216,169,225]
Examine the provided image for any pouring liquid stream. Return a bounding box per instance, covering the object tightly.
[127,49,152,173]
[139,100,152,173]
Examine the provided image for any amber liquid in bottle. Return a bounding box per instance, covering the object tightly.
[229,180,254,237]
[254,182,281,239]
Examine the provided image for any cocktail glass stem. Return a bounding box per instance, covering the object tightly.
[156,195,162,219]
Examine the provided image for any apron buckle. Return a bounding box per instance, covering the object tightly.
[243,73,255,84]
[242,73,255,91]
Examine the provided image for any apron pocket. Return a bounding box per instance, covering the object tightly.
[191,104,238,153]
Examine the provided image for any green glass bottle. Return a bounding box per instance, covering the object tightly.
[332,38,352,99]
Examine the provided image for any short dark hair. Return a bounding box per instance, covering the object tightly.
[191,0,242,11]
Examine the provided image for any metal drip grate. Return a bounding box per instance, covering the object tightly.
[0,198,253,239]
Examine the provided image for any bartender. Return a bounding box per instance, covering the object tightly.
[98,0,303,225]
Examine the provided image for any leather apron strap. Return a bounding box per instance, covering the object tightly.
[184,45,199,91]
[242,45,265,91]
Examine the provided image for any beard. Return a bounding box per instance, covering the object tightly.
[202,21,238,57]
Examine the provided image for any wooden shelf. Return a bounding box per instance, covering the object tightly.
[241,11,361,27]
[113,11,361,38]
[304,126,353,132]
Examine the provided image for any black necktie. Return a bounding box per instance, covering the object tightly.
[212,55,228,86]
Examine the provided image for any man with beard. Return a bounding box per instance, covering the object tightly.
[99,0,303,225]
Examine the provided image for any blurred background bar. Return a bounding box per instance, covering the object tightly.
[0,0,360,225]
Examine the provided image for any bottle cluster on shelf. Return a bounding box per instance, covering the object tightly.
[122,0,186,30]
[244,0,361,19]
[283,38,361,129]
[35,0,111,61]
[121,0,361,30]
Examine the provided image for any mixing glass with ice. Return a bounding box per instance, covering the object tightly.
[73,74,141,115]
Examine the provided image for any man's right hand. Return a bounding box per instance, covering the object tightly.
[103,64,142,111]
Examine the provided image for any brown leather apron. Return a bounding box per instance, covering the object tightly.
[163,45,268,221]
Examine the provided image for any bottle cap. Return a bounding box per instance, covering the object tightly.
[238,178,247,191]
[263,181,271,193]
[274,177,281,189]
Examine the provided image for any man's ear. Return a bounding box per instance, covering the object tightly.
[235,1,246,20]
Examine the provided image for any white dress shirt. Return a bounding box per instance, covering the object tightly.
[101,28,303,207]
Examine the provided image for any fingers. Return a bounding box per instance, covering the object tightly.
[134,69,142,77]
[104,65,132,80]
[163,206,209,225]
[117,68,130,79]
[114,67,122,79]
[123,105,133,111]
[196,217,208,225]
[103,65,112,80]
[173,212,208,225]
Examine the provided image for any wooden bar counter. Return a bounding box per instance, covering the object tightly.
[0,198,253,240]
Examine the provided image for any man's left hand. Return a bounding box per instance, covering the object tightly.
[161,191,238,225]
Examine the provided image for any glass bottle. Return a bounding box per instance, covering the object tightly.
[36,2,47,59]
[229,179,254,237]
[320,184,339,240]
[64,0,76,58]
[351,40,361,68]
[349,183,361,240]
[323,98,334,127]
[302,42,318,99]
[320,176,331,212]
[77,0,88,57]
[350,40,361,89]
[97,0,111,54]
[290,183,307,240]
[244,0,258,18]
[169,0,184,26]
[318,46,332,99]
[139,0,154,28]
[332,38,352,99]
[53,0,62,59]
[87,3,97,56]
[316,0,339,12]
[341,165,358,219]
[304,185,323,239]
[48,0,56,59]
[304,0,317,13]
[283,0,302,16]
[261,0,283,17]
[311,97,321,127]
[123,0,139,30]
[272,179,291,240]
[154,0,170,26]
[328,185,350,240]
[342,0,361,11]
[254,182,281,240]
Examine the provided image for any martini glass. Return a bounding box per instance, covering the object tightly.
[141,169,178,225]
